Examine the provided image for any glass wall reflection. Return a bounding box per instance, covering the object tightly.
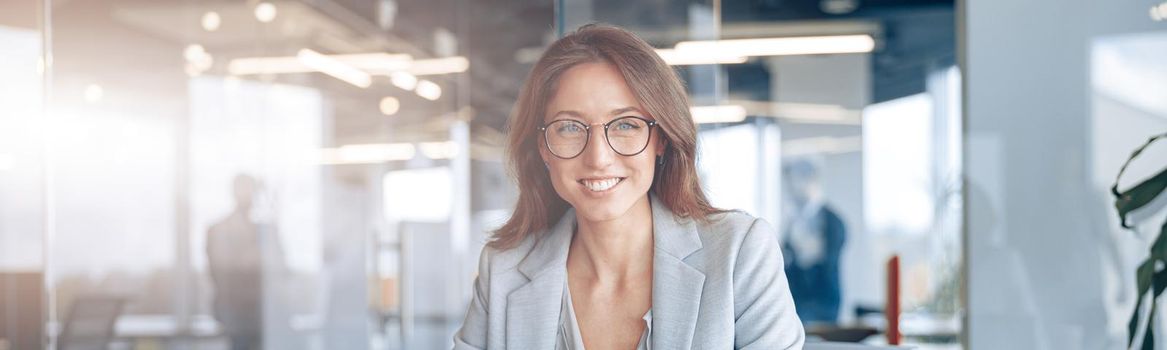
[4,0,551,349]
[0,1,47,350]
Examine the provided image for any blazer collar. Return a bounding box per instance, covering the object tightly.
[648,194,706,349]
[649,194,703,260]
[507,194,706,349]
[508,207,574,349]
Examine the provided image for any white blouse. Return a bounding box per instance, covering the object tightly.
[557,281,652,350]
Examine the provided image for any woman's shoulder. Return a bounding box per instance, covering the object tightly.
[692,210,780,258]
[478,235,536,271]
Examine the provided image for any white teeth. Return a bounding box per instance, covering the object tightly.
[582,178,621,192]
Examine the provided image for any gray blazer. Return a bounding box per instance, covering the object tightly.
[453,195,805,349]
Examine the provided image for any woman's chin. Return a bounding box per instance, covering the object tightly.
[571,194,649,224]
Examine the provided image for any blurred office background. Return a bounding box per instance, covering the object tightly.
[0,0,1164,349]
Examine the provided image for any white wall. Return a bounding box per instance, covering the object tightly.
[964,0,1167,348]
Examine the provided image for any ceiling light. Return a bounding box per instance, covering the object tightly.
[416,80,442,100]
[201,12,221,31]
[225,53,468,76]
[390,72,418,90]
[84,84,103,103]
[184,44,206,62]
[255,2,277,23]
[419,141,459,159]
[379,96,400,116]
[674,35,875,57]
[332,53,413,71]
[297,49,371,88]
[395,57,468,75]
[183,44,214,76]
[228,56,310,75]
[654,48,748,66]
[690,105,747,124]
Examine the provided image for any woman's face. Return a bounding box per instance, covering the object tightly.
[540,62,663,223]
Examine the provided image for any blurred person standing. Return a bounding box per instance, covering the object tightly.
[207,174,286,350]
[781,158,846,325]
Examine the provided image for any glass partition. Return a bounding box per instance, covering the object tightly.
[4,0,553,349]
[0,1,47,350]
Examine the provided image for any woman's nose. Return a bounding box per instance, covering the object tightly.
[580,128,615,168]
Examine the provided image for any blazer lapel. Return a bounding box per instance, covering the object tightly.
[650,195,706,349]
[506,209,574,350]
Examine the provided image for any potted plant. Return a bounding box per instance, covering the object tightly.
[1115,132,1167,350]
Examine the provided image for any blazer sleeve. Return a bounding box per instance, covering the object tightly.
[453,246,492,350]
[732,218,806,349]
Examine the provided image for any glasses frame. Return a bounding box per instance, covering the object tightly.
[538,116,658,159]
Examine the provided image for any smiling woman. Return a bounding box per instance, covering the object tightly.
[452,24,805,350]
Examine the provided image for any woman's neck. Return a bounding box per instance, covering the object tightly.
[570,196,655,286]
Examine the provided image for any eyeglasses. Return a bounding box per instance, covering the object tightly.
[538,116,658,159]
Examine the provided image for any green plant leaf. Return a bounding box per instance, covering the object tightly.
[1146,300,1159,350]
[1138,219,1167,349]
[1116,168,1167,229]
[1133,259,1155,347]
[1113,132,1167,229]
[1133,292,1146,347]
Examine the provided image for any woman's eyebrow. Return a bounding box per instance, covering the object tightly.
[549,110,583,120]
[547,107,641,121]
[609,107,641,116]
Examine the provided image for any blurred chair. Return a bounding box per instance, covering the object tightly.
[806,324,881,342]
[59,296,125,350]
[805,342,914,350]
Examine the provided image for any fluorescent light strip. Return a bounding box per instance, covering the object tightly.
[690,105,747,124]
[416,80,442,100]
[228,54,466,76]
[229,56,311,75]
[297,49,372,88]
[390,72,418,90]
[330,53,414,71]
[373,57,469,76]
[419,141,459,159]
[674,34,875,57]
[655,48,749,66]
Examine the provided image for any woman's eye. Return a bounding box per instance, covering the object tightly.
[558,124,582,133]
[615,120,640,130]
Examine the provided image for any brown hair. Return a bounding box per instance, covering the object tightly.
[489,24,720,250]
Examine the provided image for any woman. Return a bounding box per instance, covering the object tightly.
[454,24,804,349]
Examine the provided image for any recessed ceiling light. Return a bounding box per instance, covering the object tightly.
[255,2,277,23]
[379,96,400,116]
[201,12,221,31]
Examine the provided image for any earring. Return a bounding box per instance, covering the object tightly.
[656,156,664,165]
